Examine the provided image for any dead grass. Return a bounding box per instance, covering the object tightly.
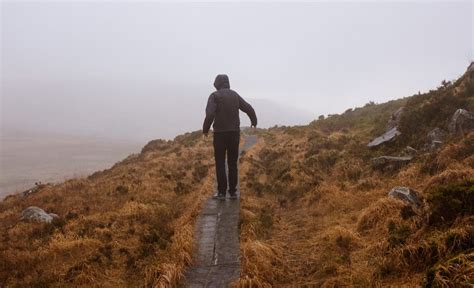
[239,123,473,286]
[2,67,473,287]
[0,133,214,287]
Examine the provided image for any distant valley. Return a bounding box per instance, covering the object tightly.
[0,132,141,198]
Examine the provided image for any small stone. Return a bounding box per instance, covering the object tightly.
[405,146,417,156]
[21,206,58,223]
[388,187,421,207]
[430,140,443,150]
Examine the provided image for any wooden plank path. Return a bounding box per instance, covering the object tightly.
[183,134,257,288]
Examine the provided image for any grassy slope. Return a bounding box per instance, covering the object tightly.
[0,132,215,287]
[1,69,473,287]
[238,69,474,287]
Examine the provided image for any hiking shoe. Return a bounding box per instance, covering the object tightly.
[229,193,238,200]
[212,193,226,200]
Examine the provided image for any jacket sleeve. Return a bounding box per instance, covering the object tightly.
[238,95,257,127]
[203,94,216,134]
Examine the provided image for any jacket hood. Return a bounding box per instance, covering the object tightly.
[214,74,230,90]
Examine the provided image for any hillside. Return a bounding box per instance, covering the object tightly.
[0,133,214,286]
[0,65,473,287]
[238,66,474,287]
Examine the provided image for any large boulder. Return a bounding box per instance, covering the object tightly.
[372,155,413,171]
[448,109,474,136]
[21,206,58,223]
[388,187,421,207]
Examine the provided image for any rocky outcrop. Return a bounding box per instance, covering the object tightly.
[368,108,404,147]
[388,187,421,207]
[21,206,58,223]
[368,127,401,147]
[448,109,474,136]
[372,155,413,171]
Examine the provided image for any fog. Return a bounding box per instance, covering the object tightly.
[2,1,472,142]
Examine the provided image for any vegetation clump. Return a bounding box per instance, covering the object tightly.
[424,252,474,288]
[426,179,474,226]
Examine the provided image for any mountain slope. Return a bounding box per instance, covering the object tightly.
[0,65,473,287]
[238,66,474,287]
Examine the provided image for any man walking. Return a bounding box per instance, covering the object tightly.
[203,74,257,200]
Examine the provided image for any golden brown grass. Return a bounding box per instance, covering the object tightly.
[2,68,473,287]
[238,126,474,287]
[0,133,214,287]
[235,70,474,286]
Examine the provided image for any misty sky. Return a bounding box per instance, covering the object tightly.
[1,1,473,141]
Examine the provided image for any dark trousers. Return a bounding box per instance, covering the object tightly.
[213,131,240,195]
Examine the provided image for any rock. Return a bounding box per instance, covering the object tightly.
[427,128,445,142]
[427,128,446,150]
[368,107,405,147]
[372,155,413,171]
[405,146,417,156]
[388,187,421,207]
[430,141,443,150]
[21,206,58,223]
[21,183,46,197]
[22,188,37,197]
[368,127,401,147]
[448,109,474,136]
[386,107,404,131]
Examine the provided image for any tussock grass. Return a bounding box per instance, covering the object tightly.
[3,67,473,287]
[238,68,474,286]
[0,133,214,287]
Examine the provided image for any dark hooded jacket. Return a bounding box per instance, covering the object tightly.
[203,74,257,134]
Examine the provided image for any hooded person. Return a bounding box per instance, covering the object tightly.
[203,74,257,199]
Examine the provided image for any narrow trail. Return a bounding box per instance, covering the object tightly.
[183,133,258,288]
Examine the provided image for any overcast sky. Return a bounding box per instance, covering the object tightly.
[1,1,473,141]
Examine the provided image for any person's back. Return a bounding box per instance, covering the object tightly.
[203,74,257,199]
